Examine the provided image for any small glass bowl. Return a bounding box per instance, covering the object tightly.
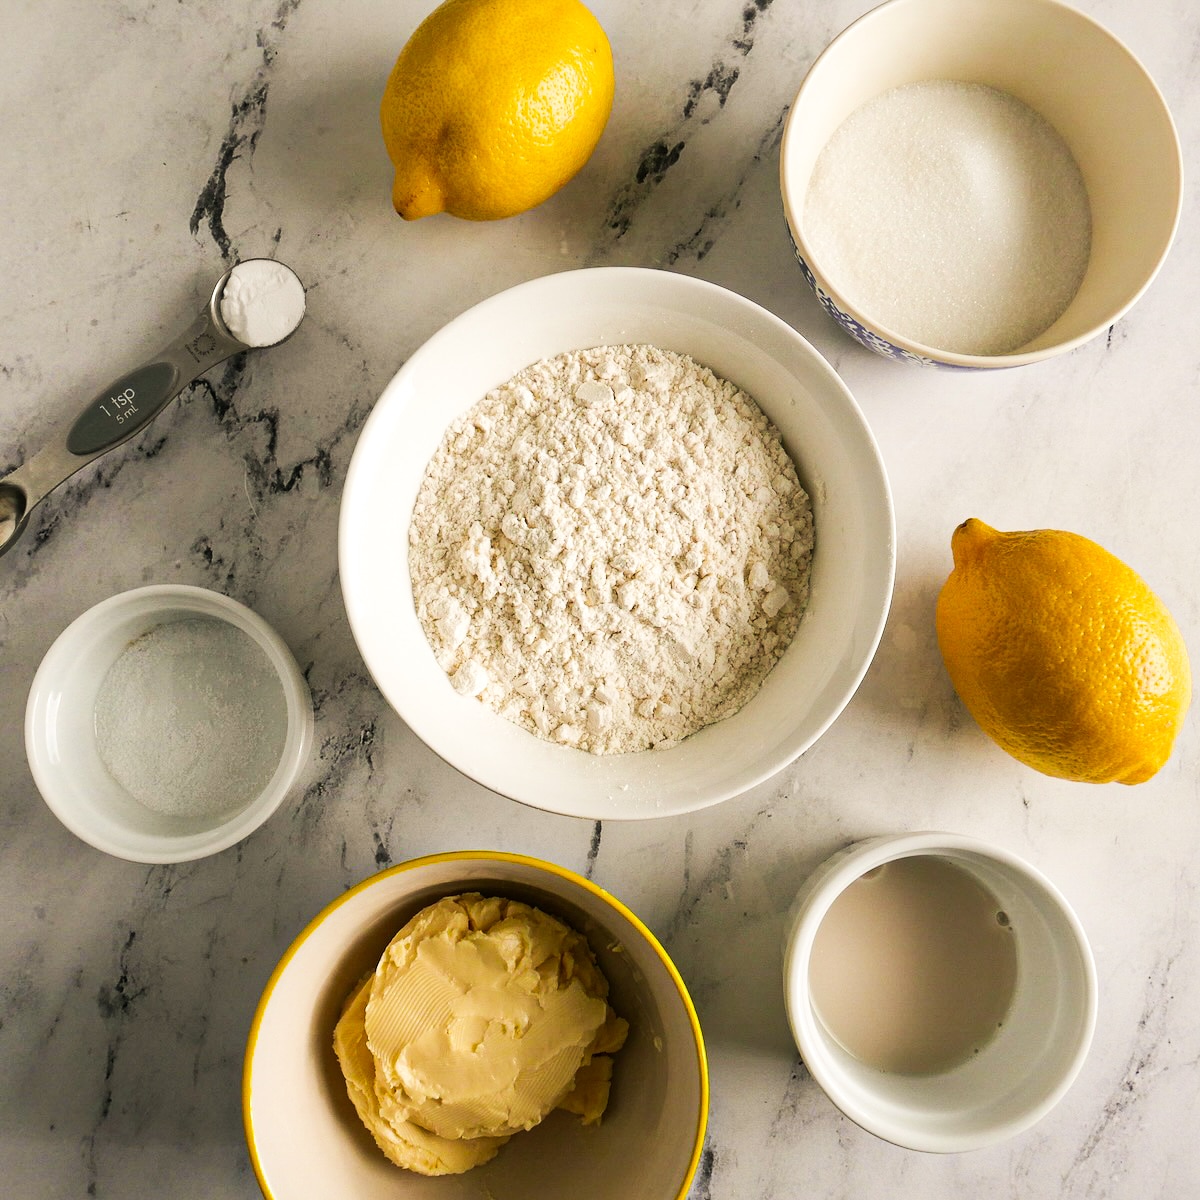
[25,584,313,863]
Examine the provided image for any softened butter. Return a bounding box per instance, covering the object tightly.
[333,892,628,1176]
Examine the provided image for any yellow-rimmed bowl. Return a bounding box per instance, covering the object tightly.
[244,851,709,1200]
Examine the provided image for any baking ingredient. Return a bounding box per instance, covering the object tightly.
[380,0,614,220]
[936,518,1191,784]
[808,855,1017,1075]
[218,259,306,347]
[334,975,511,1175]
[804,81,1091,355]
[94,616,288,816]
[333,893,628,1176]
[409,343,814,754]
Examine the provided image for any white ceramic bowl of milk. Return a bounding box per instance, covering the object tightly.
[782,831,1097,1152]
[780,0,1183,368]
[26,584,313,863]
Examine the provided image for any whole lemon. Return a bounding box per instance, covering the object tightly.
[935,518,1191,785]
[380,0,614,221]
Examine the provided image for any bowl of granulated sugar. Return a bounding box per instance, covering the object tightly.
[780,0,1182,368]
[339,266,895,820]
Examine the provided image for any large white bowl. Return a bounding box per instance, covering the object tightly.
[244,851,709,1200]
[339,267,894,819]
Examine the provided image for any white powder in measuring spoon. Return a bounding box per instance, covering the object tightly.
[804,81,1091,356]
[409,344,814,755]
[94,617,289,818]
[219,259,306,348]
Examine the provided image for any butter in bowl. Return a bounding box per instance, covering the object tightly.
[244,852,709,1200]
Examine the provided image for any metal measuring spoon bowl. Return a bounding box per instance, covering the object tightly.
[0,481,26,552]
[0,259,305,560]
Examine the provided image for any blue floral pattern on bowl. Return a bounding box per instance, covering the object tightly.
[790,240,979,371]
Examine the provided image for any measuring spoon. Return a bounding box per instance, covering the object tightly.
[0,259,305,559]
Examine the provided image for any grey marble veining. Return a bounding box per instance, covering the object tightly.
[2,0,1199,1196]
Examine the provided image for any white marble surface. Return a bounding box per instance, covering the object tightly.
[1,0,1198,1196]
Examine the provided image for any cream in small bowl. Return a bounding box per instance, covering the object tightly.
[782,832,1097,1152]
[780,0,1183,368]
[25,584,313,863]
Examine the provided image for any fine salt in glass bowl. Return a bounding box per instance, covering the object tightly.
[25,584,314,863]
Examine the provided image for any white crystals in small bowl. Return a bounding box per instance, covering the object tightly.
[26,584,313,863]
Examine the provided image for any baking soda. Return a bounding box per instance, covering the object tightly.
[219,259,306,347]
[94,616,288,818]
[804,81,1091,356]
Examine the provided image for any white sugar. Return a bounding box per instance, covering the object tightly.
[804,81,1091,356]
[94,617,289,819]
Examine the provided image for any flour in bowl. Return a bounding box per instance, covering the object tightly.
[408,344,814,754]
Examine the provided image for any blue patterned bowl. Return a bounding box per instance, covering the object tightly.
[780,0,1182,370]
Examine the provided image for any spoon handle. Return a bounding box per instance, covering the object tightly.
[0,303,244,558]
[14,306,243,507]
[66,309,243,458]
[0,259,305,560]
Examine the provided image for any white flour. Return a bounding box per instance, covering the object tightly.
[409,344,814,754]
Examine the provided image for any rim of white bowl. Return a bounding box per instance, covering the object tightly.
[781,831,1099,1152]
[24,583,314,863]
[242,850,711,1200]
[779,0,1185,369]
[338,266,896,820]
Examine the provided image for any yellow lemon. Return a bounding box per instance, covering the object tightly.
[380,0,614,220]
[935,518,1191,785]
